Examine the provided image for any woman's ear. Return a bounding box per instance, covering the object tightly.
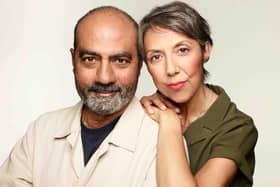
[203,41,212,63]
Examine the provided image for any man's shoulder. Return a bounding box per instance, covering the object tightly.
[123,97,158,130]
[141,114,158,135]
[122,97,159,145]
[36,101,82,122]
[27,101,83,137]
[118,96,158,134]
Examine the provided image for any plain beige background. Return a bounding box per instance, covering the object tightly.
[0,0,279,186]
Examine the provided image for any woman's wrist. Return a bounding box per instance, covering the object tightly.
[159,115,182,134]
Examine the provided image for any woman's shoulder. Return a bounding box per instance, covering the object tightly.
[201,85,258,147]
[207,84,256,130]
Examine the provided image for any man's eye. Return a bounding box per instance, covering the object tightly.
[81,56,96,63]
[115,58,129,64]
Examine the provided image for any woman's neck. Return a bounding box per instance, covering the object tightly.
[178,84,218,131]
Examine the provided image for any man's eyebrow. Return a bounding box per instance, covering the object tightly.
[78,49,100,58]
[109,52,132,60]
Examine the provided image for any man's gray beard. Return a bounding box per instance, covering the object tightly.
[84,85,136,115]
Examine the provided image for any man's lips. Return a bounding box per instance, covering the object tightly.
[95,91,118,96]
[168,81,186,90]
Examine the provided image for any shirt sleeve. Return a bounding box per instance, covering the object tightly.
[0,122,35,186]
[209,118,258,184]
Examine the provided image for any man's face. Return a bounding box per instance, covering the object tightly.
[71,13,140,115]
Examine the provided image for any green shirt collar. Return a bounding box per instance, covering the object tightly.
[184,85,232,145]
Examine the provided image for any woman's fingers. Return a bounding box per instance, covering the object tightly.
[160,97,180,113]
[151,96,167,110]
[144,105,160,122]
[140,92,180,114]
[140,96,155,114]
[141,93,166,109]
[140,93,166,114]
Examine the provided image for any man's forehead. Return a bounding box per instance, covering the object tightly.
[76,25,137,55]
[74,8,139,59]
[77,16,137,45]
[77,25,137,47]
[77,8,136,33]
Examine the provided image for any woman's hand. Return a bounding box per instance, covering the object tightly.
[146,104,183,134]
[140,92,180,114]
[141,92,185,133]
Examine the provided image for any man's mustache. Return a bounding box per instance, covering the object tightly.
[88,83,121,92]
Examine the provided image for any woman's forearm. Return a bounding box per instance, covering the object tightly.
[156,127,197,187]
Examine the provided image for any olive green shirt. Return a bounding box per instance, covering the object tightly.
[184,85,258,187]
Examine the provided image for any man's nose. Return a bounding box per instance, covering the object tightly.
[95,61,116,84]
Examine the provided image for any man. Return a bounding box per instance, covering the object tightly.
[0,6,158,186]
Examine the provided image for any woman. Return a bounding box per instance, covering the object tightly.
[139,1,258,187]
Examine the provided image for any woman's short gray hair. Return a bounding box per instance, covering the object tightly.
[139,1,213,80]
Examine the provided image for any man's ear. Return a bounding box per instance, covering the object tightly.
[70,48,75,67]
[203,42,212,63]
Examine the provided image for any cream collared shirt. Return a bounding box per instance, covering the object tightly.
[0,97,159,187]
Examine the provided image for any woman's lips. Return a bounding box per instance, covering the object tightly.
[168,81,186,90]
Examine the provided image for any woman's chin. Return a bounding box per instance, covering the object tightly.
[165,94,190,105]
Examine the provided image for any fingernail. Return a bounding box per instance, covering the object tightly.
[161,105,167,110]
[148,109,154,114]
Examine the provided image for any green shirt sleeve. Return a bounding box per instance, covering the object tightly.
[209,118,258,185]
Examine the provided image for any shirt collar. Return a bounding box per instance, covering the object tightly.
[53,101,83,139]
[184,85,232,145]
[53,97,145,152]
[107,97,145,152]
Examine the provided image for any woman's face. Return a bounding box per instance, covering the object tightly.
[143,27,211,103]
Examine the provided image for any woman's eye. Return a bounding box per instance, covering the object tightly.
[150,54,162,62]
[178,47,189,54]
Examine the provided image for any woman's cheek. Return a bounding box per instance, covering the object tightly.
[180,58,202,77]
